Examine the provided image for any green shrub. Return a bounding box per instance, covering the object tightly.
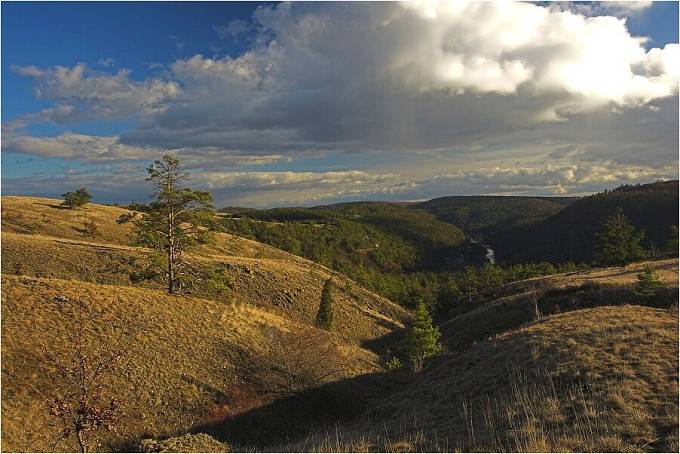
[635,266,664,299]
[405,302,442,373]
[386,357,403,371]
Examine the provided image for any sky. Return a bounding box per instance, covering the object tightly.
[2,0,679,207]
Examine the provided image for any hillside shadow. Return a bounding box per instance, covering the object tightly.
[189,368,412,449]
[443,281,679,354]
[36,202,71,210]
[361,327,406,361]
[183,328,413,450]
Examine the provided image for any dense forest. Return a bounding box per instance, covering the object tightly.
[216,200,584,310]
[491,181,679,264]
[218,203,471,306]
[215,180,678,312]
[409,195,577,238]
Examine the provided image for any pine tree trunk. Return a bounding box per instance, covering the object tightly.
[168,213,175,294]
[167,186,176,294]
[76,430,87,453]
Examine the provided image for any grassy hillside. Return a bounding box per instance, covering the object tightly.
[1,197,407,346]
[1,276,381,452]
[287,305,679,452]
[410,195,576,237]
[491,181,679,264]
[440,259,678,353]
[1,196,409,452]
[3,194,678,453]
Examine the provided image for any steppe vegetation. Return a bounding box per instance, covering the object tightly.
[2,171,678,452]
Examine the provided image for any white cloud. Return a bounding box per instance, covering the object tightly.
[415,161,677,196]
[3,132,161,161]
[213,19,253,40]
[11,63,180,122]
[2,130,292,168]
[3,1,677,205]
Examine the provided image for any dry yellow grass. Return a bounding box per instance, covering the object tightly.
[1,197,408,345]
[2,195,325,260]
[287,306,679,452]
[1,196,133,245]
[1,196,410,452]
[1,276,381,452]
[503,258,679,290]
[440,258,679,352]
[4,195,678,453]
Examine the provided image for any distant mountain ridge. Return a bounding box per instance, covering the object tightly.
[408,195,578,237]
[490,180,679,264]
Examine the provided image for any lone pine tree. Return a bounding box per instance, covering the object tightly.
[118,154,213,293]
[316,278,333,330]
[405,301,442,373]
[61,188,92,209]
[596,209,645,266]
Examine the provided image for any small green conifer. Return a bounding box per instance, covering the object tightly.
[316,278,333,330]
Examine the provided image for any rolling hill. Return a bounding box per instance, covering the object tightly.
[1,196,409,452]
[490,181,679,264]
[218,201,469,306]
[3,194,678,453]
[409,195,577,238]
[288,305,678,452]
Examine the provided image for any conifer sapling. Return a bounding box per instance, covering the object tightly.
[316,278,334,330]
[405,301,442,373]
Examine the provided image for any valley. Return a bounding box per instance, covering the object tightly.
[1,184,678,452]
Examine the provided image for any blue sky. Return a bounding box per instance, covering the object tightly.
[2,1,678,207]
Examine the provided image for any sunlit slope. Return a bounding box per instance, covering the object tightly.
[1,276,380,452]
[292,306,678,452]
[1,195,410,452]
[441,258,678,352]
[1,196,408,345]
[1,196,292,259]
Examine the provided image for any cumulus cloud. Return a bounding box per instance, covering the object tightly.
[3,132,162,161]
[11,63,180,123]
[10,2,679,151]
[413,161,677,197]
[213,19,253,40]
[3,1,678,205]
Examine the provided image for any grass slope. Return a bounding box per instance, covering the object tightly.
[440,259,678,352]
[289,306,679,452]
[1,276,379,452]
[1,197,408,346]
[1,196,410,451]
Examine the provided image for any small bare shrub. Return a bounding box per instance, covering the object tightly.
[528,289,543,321]
[82,218,99,237]
[206,381,266,424]
[38,298,135,452]
[226,327,349,399]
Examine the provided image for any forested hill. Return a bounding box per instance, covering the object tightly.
[490,180,679,264]
[218,202,469,305]
[409,195,577,237]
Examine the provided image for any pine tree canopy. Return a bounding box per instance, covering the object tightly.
[316,278,333,330]
[596,209,645,266]
[61,187,92,209]
[405,301,442,372]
